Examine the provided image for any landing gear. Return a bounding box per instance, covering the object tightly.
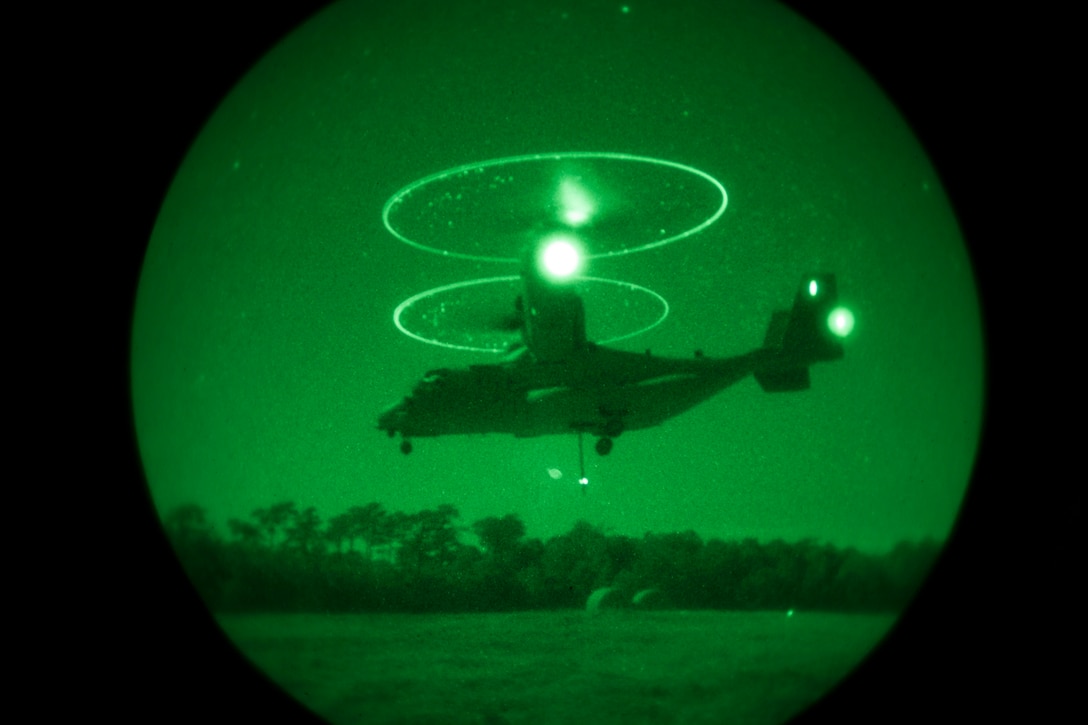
[593,413,623,456]
[399,439,413,455]
[603,418,624,438]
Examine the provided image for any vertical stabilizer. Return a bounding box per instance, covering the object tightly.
[755,274,846,392]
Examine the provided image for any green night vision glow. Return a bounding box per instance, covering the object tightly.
[131,2,985,725]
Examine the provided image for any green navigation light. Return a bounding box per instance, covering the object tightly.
[827,306,855,337]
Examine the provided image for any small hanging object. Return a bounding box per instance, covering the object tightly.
[578,432,589,494]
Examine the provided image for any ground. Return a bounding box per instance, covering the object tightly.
[216,610,895,724]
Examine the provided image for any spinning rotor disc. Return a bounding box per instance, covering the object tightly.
[382,152,728,262]
[394,276,669,353]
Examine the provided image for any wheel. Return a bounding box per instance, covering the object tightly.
[595,437,613,456]
[400,440,413,455]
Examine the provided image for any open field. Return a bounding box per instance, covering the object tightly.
[216,610,895,725]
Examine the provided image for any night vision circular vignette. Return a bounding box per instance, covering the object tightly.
[128,2,988,724]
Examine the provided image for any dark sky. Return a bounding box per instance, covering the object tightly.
[130,0,984,553]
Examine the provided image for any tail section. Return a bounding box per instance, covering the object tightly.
[755,274,847,392]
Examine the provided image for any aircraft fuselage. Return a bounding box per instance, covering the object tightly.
[378,343,778,442]
[378,271,846,454]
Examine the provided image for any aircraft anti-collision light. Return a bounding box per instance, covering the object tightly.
[808,280,819,297]
[538,236,583,280]
[827,307,855,337]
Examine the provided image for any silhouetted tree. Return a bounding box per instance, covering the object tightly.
[401,504,463,576]
[471,514,531,609]
[284,506,325,555]
[227,518,262,547]
[732,538,769,608]
[880,538,941,608]
[605,534,640,585]
[515,538,546,604]
[474,514,526,563]
[251,501,297,548]
[637,530,704,603]
[325,512,352,554]
[833,547,888,611]
[539,520,611,607]
[696,538,737,607]
[164,503,216,542]
[376,510,413,566]
[161,495,941,614]
[797,539,843,609]
[163,504,229,609]
[345,503,388,558]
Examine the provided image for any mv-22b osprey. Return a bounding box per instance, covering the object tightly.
[378,238,850,470]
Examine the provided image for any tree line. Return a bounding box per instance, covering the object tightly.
[163,501,942,614]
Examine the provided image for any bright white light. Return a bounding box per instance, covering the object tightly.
[827,306,855,337]
[808,280,818,297]
[579,477,589,485]
[539,236,582,279]
[557,177,596,227]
